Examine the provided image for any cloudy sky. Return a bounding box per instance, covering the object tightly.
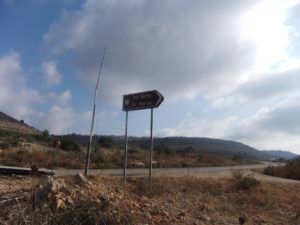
[1,0,300,153]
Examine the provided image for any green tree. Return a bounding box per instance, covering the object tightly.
[97,136,114,148]
[60,139,81,152]
[42,129,50,138]
[154,143,171,155]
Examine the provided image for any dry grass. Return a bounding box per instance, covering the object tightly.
[0,176,133,225]
[264,157,300,180]
[231,170,261,190]
[1,174,300,225]
[105,175,300,225]
[0,145,254,170]
[0,129,257,170]
[0,149,86,169]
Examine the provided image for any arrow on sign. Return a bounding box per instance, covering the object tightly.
[123,90,164,111]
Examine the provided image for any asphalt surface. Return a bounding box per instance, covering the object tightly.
[2,162,299,183]
[55,162,276,177]
[53,162,300,183]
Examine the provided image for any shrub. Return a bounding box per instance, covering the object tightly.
[32,133,51,143]
[231,170,260,190]
[14,195,133,225]
[263,157,300,180]
[50,197,133,225]
[232,154,243,161]
[60,139,81,152]
[91,149,106,163]
[0,130,10,137]
[128,147,138,154]
[97,136,114,148]
[197,154,204,161]
[154,143,171,155]
[0,142,9,149]
[263,166,276,176]
[42,129,50,138]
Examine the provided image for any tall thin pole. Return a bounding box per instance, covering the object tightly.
[84,46,107,176]
[149,108,154,191]
[124,111,129,181]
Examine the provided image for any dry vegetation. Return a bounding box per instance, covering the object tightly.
[0,143,249,170]
[264,157,300,181]
[1,173,300,225]
[0,130,258,170]
[0,149,86,169]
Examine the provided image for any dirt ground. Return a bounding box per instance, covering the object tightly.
[0,174,300,225]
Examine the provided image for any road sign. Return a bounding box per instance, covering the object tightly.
[123,90,164,191]
[123,90,164,111]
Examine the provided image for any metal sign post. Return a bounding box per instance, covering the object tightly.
[124,111,128,182]
[122,90,164,191]
[149,108,154,191]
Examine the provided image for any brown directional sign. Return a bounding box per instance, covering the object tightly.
[123,90,164,111]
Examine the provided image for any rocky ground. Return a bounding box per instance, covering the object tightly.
[0,173,300,225]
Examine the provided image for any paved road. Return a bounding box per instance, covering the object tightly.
[55,162,300,184]
[56,163,271,176]
[2,162,299,183]
[55,162,287,179]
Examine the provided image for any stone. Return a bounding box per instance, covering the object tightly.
[141,195,149,201]
[32,185,49,208]
[66,196,74,205]
[23,192,31,202]
[150,208,160,216]
[178,211,186,217]
[143,203,151,208]
[290,212,299,220]
[133,202,140,208]
[176,211,186,220]
[43,179,66,195]
[161,210,169,217]
[146,212,152,219]
[31,177,74,211]
[74,173,91,187]
[198,203,208,211]
[56,198,66,209]
[199,214,210,222]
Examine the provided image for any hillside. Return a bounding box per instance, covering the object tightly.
[58,135,272,161]
[0,111,40,135]
[149,137,269,161]
[0,133,250,169]
[1,126,296,169]
[262,150,298,160]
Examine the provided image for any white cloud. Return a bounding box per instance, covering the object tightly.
[0,51,42,120]
[159,97,300,153]
[157,113,238,139]
[203,64,300,110]
[237,96,300,135]
[42,60,62,85]
[36,105,77,134]
[40,0,300,152]
[228,99,300,153]
[3,0,300,153]
[69,110,120,134]
[0,52,78,134]
[47,89,72,106]
[43,0,300,105]
[238,0,298,74]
